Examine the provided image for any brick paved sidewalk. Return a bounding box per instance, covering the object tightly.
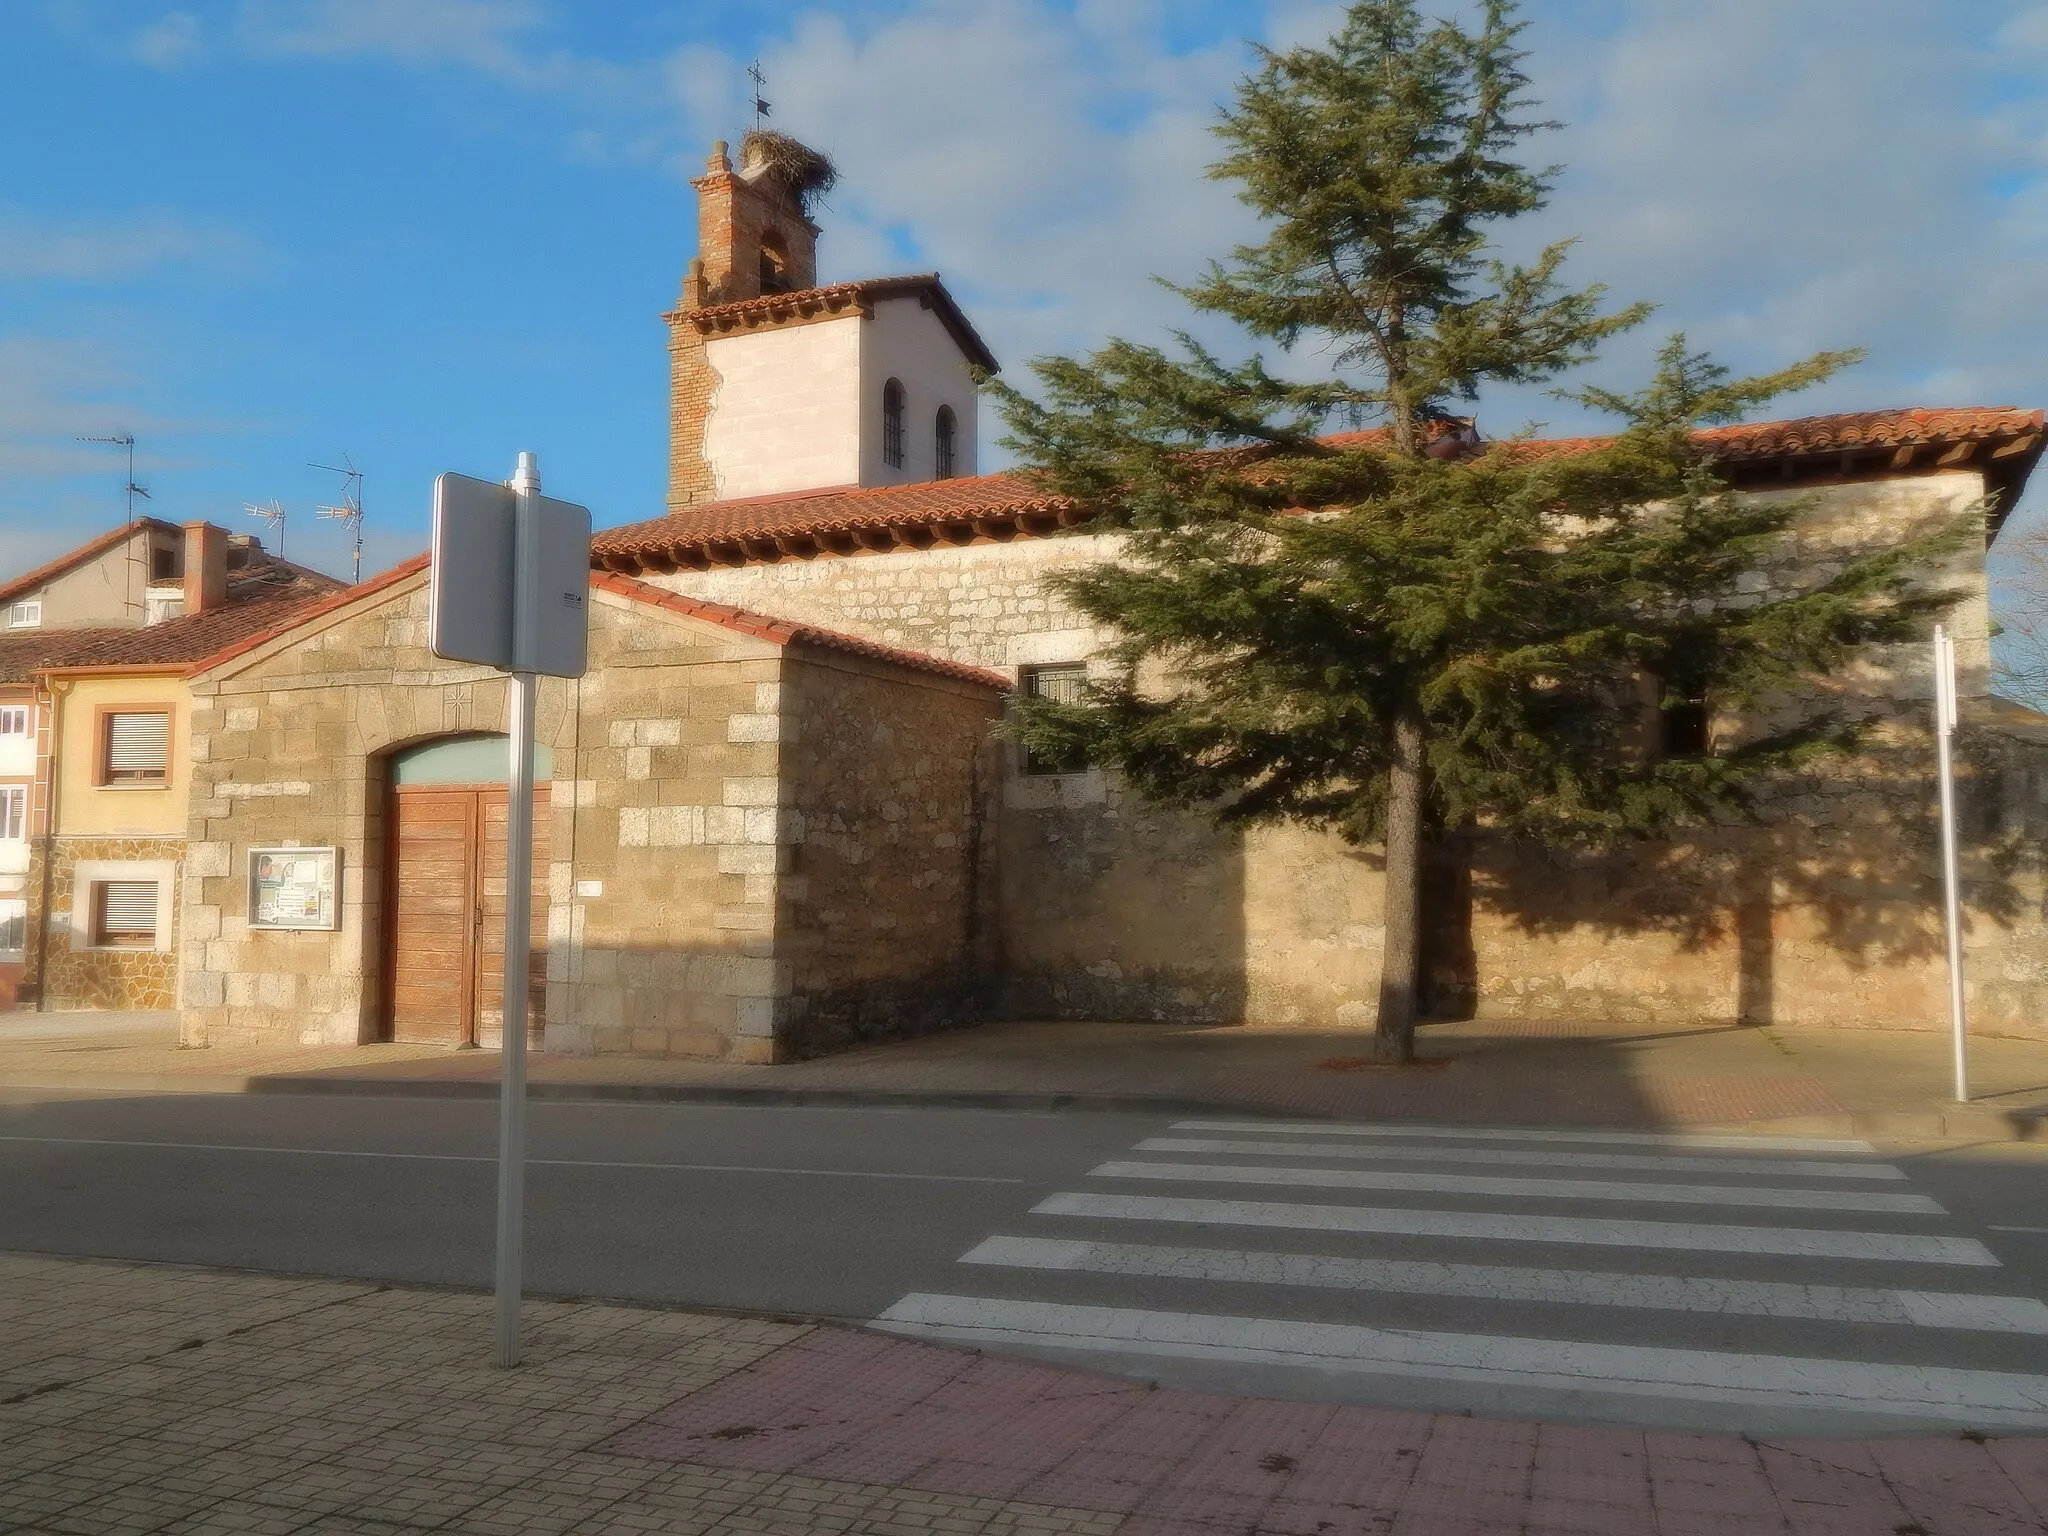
[5,1252,2046,1535]
[6,1012,2048,1140]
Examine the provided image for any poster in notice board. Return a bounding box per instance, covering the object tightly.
[248,847,340,931]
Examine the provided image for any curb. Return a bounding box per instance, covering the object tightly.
[8,1070,2046,1142]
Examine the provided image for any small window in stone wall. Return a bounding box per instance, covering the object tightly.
[882,379,906,469]
[1020,663,1091,776]
[1661,698,1712,758]
[91,880,158,948]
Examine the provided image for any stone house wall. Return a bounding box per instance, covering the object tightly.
[650,469,2048,1036]
[179,570,1003,1058]
[774,652,1001,1055]
[35,834,182,1009]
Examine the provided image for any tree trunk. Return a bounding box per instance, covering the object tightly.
[1374,710,1425,1064]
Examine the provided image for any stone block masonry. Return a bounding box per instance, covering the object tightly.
[653,469,2048,1039]
[178,567,1004,1060]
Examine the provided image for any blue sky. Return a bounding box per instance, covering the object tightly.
[5,0,2048,584]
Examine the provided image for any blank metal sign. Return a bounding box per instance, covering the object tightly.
[429,472,591,678]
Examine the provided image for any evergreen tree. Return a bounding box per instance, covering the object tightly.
[995,0,1963,1062]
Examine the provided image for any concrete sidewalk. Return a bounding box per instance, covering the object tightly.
[3,1250,2045,1535]
[4,1011,2046,1141]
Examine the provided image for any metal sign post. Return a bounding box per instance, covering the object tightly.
[1933,624,1968,1104]
[430,454,590,1368]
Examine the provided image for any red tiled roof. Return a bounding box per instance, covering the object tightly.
[672,274,1000,374]
[0,518,180,610]
[592,573,1009,691]
[0,628,136,684]
[593,474,1067,563]
[39,578,340,674]
[595,406,2044,575]
[186,556,1007,692]
[187,554,431,677]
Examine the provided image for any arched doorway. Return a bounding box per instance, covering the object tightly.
[384,735,553,1047]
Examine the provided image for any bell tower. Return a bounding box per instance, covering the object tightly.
[665,137,825,510]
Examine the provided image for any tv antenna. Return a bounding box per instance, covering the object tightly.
[311,453,364,583]
[243,499,287,560]
[77,433,150,522]
[748,59,770,125]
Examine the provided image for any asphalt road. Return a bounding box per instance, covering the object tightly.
[4,1087,2048,1437]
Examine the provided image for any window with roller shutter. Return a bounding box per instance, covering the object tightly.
[91,881,159,947]
[99,710,170,785]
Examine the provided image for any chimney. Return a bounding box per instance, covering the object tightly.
[183,521,229,616]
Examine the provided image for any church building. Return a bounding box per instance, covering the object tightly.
[172,134,2048,1056]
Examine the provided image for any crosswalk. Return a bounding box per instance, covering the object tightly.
[875,1118,2048,1436]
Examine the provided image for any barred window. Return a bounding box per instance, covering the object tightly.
[1020,663,1090,776]
[935,405,957,480]
[882,379,906,469]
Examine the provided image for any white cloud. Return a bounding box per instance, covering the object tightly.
[235,0,540,70]
[233,0,647,100]
[130,10,205,69]
[692,1,1260,380]
[0,208,260,282]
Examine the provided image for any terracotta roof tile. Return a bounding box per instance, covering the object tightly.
[41,578,340,673]
[591,572,1009,691]
[593,474,1065,561]
[188,553,431,677]
[595,406,2044,573]
[671,273,1000,373]
[0,628,136,684]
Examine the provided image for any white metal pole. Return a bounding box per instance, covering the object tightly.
[494,450,542,1368]
[1933,625,1968,1104]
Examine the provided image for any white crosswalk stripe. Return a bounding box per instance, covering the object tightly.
[1034,1191,1996,1262]
[958,1234,2048,1332]
[1088,1159,1946,1214]
[1134,1136,1909,1181]
[875,1118,2033,1434]
[1171,1120,1879,1153]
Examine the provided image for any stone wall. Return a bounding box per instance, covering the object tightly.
[179,571,1007,1059]
[652,470,2036,1034]
[39,834,182,1010]
[774,651,1001,1055]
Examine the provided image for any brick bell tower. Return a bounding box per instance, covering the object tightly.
[664,137,823,510]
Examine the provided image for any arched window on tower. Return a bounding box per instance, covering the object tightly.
[935,405,957,480]
[882,379,906,469]
[758,230,790,294]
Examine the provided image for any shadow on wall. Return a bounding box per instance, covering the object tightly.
[1421,720,2048,1031]
[994,777,1249,1026]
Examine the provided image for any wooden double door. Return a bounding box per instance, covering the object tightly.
[388,784,550,1047]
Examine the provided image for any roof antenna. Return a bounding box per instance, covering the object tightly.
[243,499,287,561]
[311,453,364,583]
[748,59,770,126]
[77,433,150,523]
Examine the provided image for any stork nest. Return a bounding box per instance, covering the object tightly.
[739,130,838,214]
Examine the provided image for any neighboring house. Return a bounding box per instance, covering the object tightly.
[8,521,340,1010]
[170,135,2048,1056]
